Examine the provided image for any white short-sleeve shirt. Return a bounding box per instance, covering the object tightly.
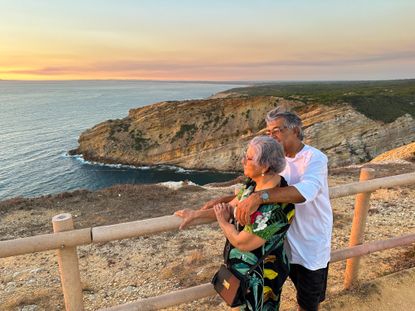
[281,144,333,271]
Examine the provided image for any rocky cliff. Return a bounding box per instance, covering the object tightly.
[371,142,415,163]
[71,96,415,171]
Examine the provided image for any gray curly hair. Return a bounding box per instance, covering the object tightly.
[248,136,286,174]
[265,108,304,140]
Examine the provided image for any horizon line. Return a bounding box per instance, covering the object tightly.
[1,77,415,83]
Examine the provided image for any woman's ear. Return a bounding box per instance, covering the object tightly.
[262,166,270,175]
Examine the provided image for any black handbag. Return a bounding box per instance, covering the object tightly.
[211,235,282,307]
[211,264,248,307]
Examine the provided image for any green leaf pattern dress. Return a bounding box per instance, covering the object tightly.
[228,177,295,311]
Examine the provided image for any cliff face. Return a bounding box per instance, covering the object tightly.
[371,142,415,163]
[72,96,415,171]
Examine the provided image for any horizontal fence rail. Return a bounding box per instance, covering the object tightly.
[330,233,415,262]
[0,228,91,258]
[1,172,415,259]
[92,216,213,243]
[99,233,415,311]
[103,284,216,311]
[329,171,415,198]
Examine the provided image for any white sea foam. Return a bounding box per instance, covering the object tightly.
[69,154,153,170]
[69,154,199,172]
[159,180,199,190]
[157,165,193,173]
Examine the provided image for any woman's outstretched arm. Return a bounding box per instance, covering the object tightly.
[175,196,238,230]
[174,208,216,230]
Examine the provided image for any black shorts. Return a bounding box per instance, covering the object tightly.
[289,263,329,311]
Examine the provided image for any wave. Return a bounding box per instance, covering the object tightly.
[65,153,151,170]
[65,153,239,174]
[64,153,192,172]
[158,180,199,190]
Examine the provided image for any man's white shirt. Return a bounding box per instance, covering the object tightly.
[281,144,333,271]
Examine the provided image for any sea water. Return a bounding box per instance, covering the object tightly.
[0,80,244,200]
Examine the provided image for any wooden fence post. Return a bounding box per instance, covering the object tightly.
[343,167,376,289]
[53,213,85,311]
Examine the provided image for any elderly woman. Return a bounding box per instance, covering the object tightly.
[175,136,295,310]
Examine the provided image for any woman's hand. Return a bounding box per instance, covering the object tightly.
[213,203,232,224]
[174,209,196,230]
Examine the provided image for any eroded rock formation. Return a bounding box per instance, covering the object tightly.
[71,96,415,171]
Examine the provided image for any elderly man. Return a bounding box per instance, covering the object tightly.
[198,108,332,311]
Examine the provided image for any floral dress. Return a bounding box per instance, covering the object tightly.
[227,177,295,311]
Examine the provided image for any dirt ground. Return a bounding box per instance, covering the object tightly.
[0,162,414,311]
[319,267,415,311]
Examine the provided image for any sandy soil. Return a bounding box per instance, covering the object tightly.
[0,162,414,311]
[320,266,415,311]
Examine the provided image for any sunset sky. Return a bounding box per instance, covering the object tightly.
[1,0,414,81]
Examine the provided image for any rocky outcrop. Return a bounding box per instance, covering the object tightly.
[301,105,415,167]
[71,96,415,171]
[371,142,415,163]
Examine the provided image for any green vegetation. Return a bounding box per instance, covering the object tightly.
[214,115,220,125]
[244,109,251,119]
[224,79,415,123]
[173,123,198,141]
[130,130,150,151]
[258,119,266,129]
[108,120,130,139]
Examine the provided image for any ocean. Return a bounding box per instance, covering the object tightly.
[0,80,244,201]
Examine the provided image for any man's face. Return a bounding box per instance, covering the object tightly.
[266,118,298,149]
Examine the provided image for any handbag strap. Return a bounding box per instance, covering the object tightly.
[226,216,289,277]
[245,223,289,275]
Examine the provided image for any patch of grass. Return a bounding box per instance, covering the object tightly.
[2,288,59,310]
[244,109,251,119]
[223,79,415,123]
[173,123,198,141]
[108,120,130,140]
[130,130,150,150]
[213,115,220,126]
[258,119,266,129]
[185,250,205,265]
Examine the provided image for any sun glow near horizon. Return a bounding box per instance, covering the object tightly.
[1,1,415,81]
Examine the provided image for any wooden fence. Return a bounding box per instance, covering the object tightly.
[1,169,415,311]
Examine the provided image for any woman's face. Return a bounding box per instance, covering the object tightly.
[242,145,263,179]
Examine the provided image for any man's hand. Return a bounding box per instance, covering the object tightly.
[235,193,262,225]
[200,198,218,210]
[174,209,196,230]
[200,195,235,210]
